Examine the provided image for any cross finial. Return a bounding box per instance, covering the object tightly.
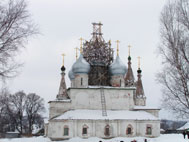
[137,56,141,69]
[62,53,66,66]
[128,45,131,56]
[79,37,84,53]
[74,47,79,60]
[115,40,120,56]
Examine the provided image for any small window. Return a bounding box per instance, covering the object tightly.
[82,124,88,135]
[127,127,132,134]
[81,78,83,86]
[83,127,87,135]
[104,125,110,136]
[120,79,121,86]
[146,126,152,135]
[63,126,69,136]
[126,124,133,135]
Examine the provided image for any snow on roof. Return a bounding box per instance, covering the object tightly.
[87,86,136,89]
[53,109,159,121]
[177,122,189,130]
[134,106,160,110]
[49,99,71,103]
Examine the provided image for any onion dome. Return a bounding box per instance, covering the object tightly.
[72,54,90,74]
[109,56,127,75]
[68,68,75,80]
[61,66,65,72]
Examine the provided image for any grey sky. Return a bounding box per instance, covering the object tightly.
[6,0,171,118]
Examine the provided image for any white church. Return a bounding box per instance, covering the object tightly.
[45,23,160,140]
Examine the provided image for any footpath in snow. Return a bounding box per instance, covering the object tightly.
[0,134,188,142]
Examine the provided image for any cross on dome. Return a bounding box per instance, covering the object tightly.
[115,40,120,56]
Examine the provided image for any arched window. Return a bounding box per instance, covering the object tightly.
[104,125,110,136]
[146,124,152,135]
[120,79,122,86]
[63,125,69,136]
[82,124,88,135]
[126,124,133,135]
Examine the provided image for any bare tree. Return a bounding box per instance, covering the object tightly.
[5,91,27,134]
[157,0,189,118]
[0,0,38,80]
[0,88,13,133]
[25,93,45,134]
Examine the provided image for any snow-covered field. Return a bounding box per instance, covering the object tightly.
[0,134,188,142]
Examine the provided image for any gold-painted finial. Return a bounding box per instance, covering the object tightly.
[115,40,120,56]
[128,45,131,56]
[79,37,84,53]
[74,47,79,60]
[61,53,66,66]
[137,56,141,69]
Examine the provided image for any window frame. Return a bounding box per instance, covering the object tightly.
[126,124,133,135]
[82,124,88,135]
[104,125,110,136]
[146,125,152,135]
[63,125,69,136]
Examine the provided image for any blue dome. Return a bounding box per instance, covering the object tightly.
[109,56,127,75]
[72,54,90,74]
[68,68,75,80]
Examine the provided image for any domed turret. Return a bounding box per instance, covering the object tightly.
[72,54,90,74]
[109,56,127,75]
[109,56,127,87]
[68,68,75,80]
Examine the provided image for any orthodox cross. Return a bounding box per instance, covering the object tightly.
[62,53,66,66]
[137,56,141,69]
[128,45,131,56]
[108,39,111,47]
[74,47,79,60]
[79,37,84,53]
[115,40,120,56]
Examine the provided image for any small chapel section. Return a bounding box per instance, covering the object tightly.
[45,23,160,141]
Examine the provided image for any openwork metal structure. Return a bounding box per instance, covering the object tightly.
[83,22,114,86]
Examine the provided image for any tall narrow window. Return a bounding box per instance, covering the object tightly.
[127,127,131,134]
[120,79,122,86]
[104,125,110,136]
[81,78,83,86]
[126,124,133,135]
[82,124,88,135]
[63,125,69,136]
[146,125,152,135]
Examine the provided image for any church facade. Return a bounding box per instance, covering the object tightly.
[45,23,160,140]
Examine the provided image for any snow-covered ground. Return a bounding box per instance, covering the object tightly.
[0,134,188,142]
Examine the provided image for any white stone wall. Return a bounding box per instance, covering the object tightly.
[135,98,146,106]
[110,75,125,87]
[47,119,160,140]
[74,74,88,88]
[49,88,135,119]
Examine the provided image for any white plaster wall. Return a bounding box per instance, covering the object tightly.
[49,102,72,119]
[137,121,160,137]
[119,120,136,137]
[110,75,125,87]
[135,98,146,106]
[49,88,135,118]
[143,110,159,118]
[74,74,88,88]
[48,121,74,140]
[70,88,135,110]
[47,119,160,139]
[71,79,75,87]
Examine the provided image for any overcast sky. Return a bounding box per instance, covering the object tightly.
[5,0,174,119]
